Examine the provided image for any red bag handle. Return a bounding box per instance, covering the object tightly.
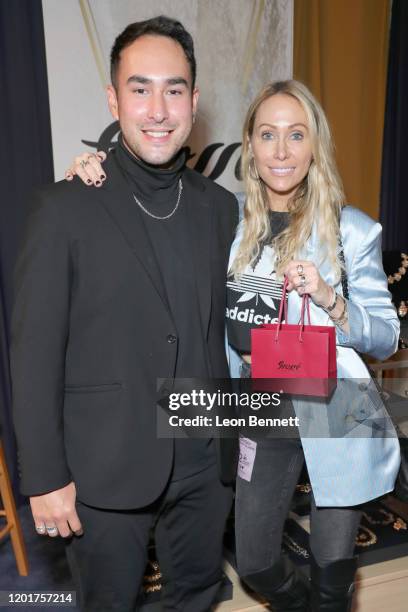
[276,277,289,325]
[299,292,311,342]
[275,277,311,342]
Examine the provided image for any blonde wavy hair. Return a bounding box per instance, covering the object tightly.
[231,80,345,280]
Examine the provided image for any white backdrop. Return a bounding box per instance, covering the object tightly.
[42,0,293,191]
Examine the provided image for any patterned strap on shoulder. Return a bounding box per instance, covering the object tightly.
[338,239,349,300]
[338,208,349,299]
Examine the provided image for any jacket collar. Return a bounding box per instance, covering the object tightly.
[182,168,212,335]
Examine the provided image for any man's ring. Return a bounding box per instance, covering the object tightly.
[35,524,46,534]
[80,159,90,169]
[45,525,58,536]
[297,264,304,275]
[300,275,306,287]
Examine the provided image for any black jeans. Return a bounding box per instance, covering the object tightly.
[235,437,362,575]
[66,462,232,611]
[235,363,362,576]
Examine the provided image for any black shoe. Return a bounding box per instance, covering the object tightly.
[242,555,310,611]
[310,555,358,611]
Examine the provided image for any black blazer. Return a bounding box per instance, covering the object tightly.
[10,151,238,509]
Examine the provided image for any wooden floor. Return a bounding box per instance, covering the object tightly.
[214,556,408,612]
[214,498,408,612]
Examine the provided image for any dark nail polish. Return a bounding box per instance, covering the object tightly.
[86,179,92,184]
[100,175,106,180]
[95,180,101,186]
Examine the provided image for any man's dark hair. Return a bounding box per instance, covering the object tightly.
[110,15,196,89]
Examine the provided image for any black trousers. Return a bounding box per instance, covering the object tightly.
[236,362,362,576]
[235,437,362,576]
[65,462,233,612]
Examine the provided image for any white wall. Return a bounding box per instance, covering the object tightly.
[42,0,293,190]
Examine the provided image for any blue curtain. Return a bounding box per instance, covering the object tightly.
[0,0,54,498]
[380,0,408,249]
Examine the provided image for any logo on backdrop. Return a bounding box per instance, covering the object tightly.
[82,121,242,181]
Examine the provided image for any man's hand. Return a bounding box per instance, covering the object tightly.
[30,481,83,538]
[65,151,107,186]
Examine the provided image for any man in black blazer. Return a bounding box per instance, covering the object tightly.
[11,16,238,612]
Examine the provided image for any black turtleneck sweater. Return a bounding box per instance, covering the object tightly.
[115,135,215,480]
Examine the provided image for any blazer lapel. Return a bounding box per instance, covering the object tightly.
[96,153,170,311]
[183,169,212,336]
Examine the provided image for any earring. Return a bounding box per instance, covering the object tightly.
[249,156,260,181]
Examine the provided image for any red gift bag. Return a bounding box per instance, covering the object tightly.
[251,278,337,397]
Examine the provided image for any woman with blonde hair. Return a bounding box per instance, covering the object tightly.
[67,80,400,611]
[226,79,399,611]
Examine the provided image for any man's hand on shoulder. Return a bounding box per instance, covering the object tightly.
[30,481,83,538]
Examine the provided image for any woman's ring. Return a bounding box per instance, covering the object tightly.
[300,275,306,287]
[297,264,304,275]
[80,159,90,169]
[35,524,46,534]
[45,525,58,536]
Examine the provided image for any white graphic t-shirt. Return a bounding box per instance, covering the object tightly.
[227,211,289,353]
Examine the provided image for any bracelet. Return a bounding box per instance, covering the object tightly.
[330,296,349,327]
[322,286,338,312]
[334,300,349,327]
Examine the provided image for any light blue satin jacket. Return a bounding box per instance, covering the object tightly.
[227,194,401,507]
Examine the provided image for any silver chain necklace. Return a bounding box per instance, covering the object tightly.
[133,179,183,220]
